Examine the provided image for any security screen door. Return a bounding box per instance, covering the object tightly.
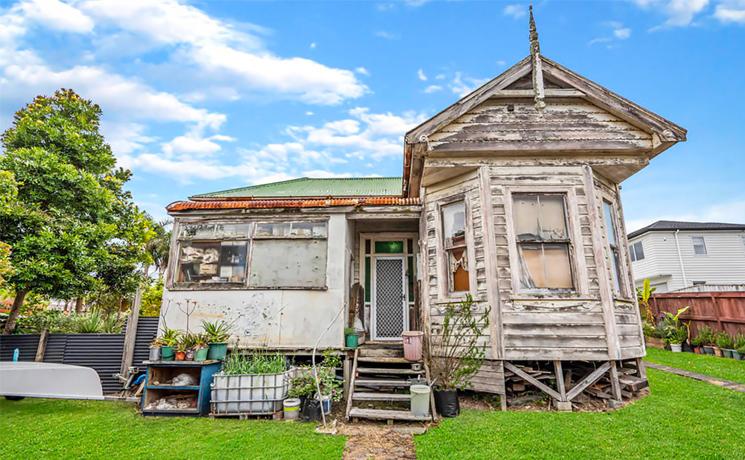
[372,256,407,340]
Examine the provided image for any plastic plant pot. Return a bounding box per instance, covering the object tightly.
[208,343,228,361]
[670,343,683,353]
[433,389,459,417]
[160,346,175,361]
[175,351,186,361]
[149,347,161,362]
[345,334,358,349]
[702,346,714,355]
[194,347,209,362]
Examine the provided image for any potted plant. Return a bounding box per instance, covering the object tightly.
[159,327,180,361]
[659,306,689,353]
[733,334,745,360]
[698,326,715,355]
[288,351,342,417]
[430,295,490,417]
[174,334,188,361]
[715,332,734,358]
[193,333,209,362]
[202,320,231,361]
[149,337,162,361]
[690,334,704,354]
[643,322,665,349]
[344,327,358,349]
[182,332,198,361]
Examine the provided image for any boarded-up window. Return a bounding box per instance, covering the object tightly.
[176,223,250,285]
[603,200,623,295]
[512,194,573,290]
[442,201,469,293]
[249,221,328,288]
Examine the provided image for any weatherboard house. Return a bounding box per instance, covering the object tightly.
[161,14,685,412]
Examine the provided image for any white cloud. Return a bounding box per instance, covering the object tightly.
[417,68,427,81]
[635,0,710,28]
[423,84,443,94]
[449,72,488,97]
[76,0,366,105]
[625,200,745,232]
[496,60,507,67]
[309,42,317,49]
[614,27,632,39]
[375,30,398,40]
[404,0,429,6]
[122,107,428,183]
[503,4,527,19]
[355,66,370,76]
[20,0,94,33]
[590,21,632,46]
[714,0,745,23]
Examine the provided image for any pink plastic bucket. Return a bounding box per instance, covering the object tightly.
[402,331,424,362]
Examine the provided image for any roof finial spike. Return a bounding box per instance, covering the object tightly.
[529,4,540,56]
[529,3,546,111]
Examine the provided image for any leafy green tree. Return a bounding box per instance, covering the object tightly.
[0,89,152,333]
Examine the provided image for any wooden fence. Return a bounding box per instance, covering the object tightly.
[650,291,745,336]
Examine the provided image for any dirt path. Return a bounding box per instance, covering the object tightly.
[646,362,745,392]
[338,423,424,460]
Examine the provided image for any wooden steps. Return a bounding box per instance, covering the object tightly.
[357,356,410,364]
[356,378,411,387]
[357,367,421,375]
[349,407,430,422]
[353,392,411,401]
[345,343,432,423]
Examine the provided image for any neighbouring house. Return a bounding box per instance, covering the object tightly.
[628,220,745,293]
[160,12,686,413]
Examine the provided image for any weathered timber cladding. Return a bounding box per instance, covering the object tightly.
[428,98,652,152]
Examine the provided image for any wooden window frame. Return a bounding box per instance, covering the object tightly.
[168,218,329,291]
[598,192,633,301]
[435,194,477,301]
[504,186,588,298]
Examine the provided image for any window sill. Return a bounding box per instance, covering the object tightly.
[510,293,595,302]
[434,294,486,305]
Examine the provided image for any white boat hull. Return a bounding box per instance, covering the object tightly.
[0,362,104,400]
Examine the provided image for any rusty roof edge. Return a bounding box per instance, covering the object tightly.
[167,196,422,212]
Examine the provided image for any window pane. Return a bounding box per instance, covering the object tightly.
[693,236,707,255]
[364,257,371,302]
[180,223,250,239]
[449,247,470,292]
[177,241,247,284]
[407,256,415,301]
[633,242,644,261]
[255,222,291,237]
[249,239,327,287]
[442,201,466,245]
[517,243,572,290]
[513,195,540,240]
[375,241,404,254]
[603,201,617,245]
[513,194,567,241]
[255,221,326,238]
[539,195,568,240]
[610,250,622,294]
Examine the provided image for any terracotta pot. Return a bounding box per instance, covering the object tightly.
[692,346,702,354]
[175,351,186,361]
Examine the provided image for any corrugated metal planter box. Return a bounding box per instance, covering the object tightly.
[210,370,291,415]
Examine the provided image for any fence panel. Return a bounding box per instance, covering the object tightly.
[651,291,745,336]
[0,334,40,361]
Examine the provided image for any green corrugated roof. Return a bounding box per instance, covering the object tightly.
[191,177,403,199]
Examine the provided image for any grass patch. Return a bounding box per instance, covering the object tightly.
[416,369,745,459]
[0,399,345,460]
[645,347,745,383]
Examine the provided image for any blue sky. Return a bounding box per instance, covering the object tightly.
[1,0,744,230]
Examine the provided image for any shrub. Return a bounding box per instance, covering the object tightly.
[222,352,287,375]
[714,332,733,349]
[696,326,715,346]
[201,319,231,343]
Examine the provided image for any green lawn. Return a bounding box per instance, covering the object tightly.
[644,347,745,384]
[415,369,745,459]
[0,399,345,460]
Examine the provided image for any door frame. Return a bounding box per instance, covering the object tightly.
[371,255,408,341]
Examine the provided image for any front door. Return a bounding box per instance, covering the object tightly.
[372,256,407,340]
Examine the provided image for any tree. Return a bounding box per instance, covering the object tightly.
[0,89,152,333]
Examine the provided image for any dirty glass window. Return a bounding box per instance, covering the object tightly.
[603,200,624,296]
[442,201,469,293]
[249,221,328,288]
[512,194,573,291]
[176,223,250,285]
